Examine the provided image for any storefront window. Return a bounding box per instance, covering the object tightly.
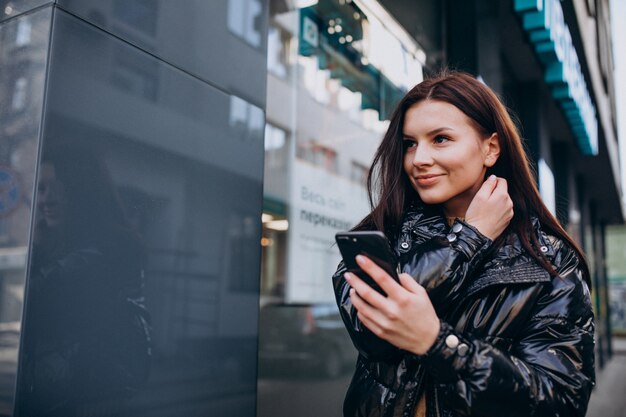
[267,25,290,78]
[258,1,425,416]
[262,0,424,304]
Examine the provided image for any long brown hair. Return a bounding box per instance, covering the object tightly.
[354,70,590,285]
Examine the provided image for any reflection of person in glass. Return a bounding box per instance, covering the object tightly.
[18,145,151,416]
[333,72,595,417]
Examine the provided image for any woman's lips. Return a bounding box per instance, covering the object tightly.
[42,205,60,217]
[415,174,443,186]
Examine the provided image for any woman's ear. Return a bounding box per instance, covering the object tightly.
[484,133,501,168]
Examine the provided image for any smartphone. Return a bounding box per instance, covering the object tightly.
[335,231,400,293]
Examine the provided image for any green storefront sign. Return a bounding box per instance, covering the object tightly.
[298,2,406,121]
[514,0,598,155]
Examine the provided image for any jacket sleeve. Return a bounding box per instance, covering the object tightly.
[418,254,595,417]
[403,220,492,316]
[29,247,105,292]
[332,220,491,360]
[332,261,400,360]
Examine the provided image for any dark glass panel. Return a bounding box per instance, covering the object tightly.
[56,0,268,107]
[16,10,263,417]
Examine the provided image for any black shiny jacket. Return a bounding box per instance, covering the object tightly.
[333,205,595,417]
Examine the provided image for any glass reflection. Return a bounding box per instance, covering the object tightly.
[56,0,268,106]
[0,1,51,23]
[0,7,51,416]
[227,0,263,47]
[112,0,158,37]
[19,146,151,416]
[17,9,263,416]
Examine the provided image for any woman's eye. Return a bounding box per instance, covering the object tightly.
[403,140,416,150]
[434,135,449,144]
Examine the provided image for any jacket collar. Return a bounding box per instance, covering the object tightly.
[398,202,555,258]
[398,203,553,298]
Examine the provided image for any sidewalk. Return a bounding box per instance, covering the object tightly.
[586,338,626,417]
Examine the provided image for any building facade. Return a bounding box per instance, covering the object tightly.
[0,1,621,416]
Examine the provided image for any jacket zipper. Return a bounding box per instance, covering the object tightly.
[433,385,441,417]
[406,366,425,417]
[425,382,441,417]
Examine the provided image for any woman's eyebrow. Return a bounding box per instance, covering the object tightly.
[426,127,454,135]
[402,127,455,137]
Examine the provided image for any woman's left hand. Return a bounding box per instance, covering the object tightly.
[345,255,441,356]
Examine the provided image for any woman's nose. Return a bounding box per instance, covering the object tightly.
[412,144,434,166]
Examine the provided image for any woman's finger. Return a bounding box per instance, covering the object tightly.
[475,174,498,199]
[350,289,388,333]
[344,272,388,309]
[357,310,385,338]
[355,255,404,298]
[495,177,508,193]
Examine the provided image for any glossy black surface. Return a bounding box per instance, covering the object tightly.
[56,0,268,107]
[0,6,51,416]
[16,9,264,416]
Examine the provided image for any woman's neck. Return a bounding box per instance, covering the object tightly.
[442,200,470,220]
[445,216,464,227]
[443,209,466,219]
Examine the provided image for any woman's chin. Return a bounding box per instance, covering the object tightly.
[416,193,447,206]
[44,216,63,228]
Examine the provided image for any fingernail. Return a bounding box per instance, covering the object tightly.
[489,174,496,181]
[355,255,366,264]
[349,288,355,296]
[344,272,352,281]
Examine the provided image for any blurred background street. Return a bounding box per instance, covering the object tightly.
[588,338,626,417]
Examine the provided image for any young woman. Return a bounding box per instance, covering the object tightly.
[333,71,595,417]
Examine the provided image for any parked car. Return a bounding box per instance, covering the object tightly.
[258,303,356,379]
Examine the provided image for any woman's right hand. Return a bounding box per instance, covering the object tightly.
[465,175,513,240]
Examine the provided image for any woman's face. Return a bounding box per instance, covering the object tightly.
[37,162,67,228]
[402,99,498,217]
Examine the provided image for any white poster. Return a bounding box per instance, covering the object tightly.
[285,161,369,303]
